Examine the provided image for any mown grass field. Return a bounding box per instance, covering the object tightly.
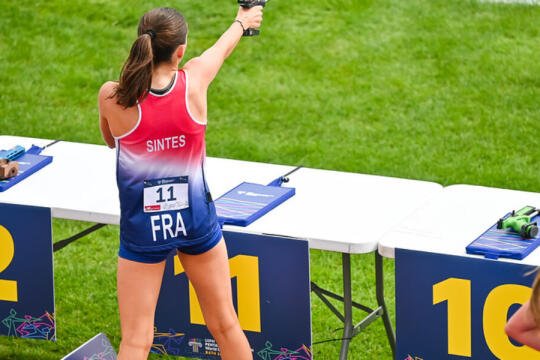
[1,0,540,359]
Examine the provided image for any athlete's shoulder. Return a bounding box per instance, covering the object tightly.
[181,61,206,97]
[98,81,118,103]
[182,57,199,71]
[181,59,202,82]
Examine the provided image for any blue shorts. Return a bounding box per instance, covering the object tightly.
[118,226,223,264]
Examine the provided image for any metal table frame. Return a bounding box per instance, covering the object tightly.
[311,252,395,359]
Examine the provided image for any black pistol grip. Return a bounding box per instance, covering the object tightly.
[238,0,267,8]
[238,0,266,36]
[243,28,260,36]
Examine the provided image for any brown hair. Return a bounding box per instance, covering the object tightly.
[530,271,540,325]
[113,8,188,108]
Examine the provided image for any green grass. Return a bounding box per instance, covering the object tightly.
[1,0,540,358]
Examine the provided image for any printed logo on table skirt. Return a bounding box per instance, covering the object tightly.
[187,338,203,353]
[404,355,424,360]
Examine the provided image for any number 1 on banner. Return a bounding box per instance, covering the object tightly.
[433,278,540,359]
[0,225,18,302]
[174,254,261,332]
[433,278,471,357]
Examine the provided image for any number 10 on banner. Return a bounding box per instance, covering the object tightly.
[433,278,540,359]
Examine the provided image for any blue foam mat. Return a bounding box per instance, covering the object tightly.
[0,152,53,192]
[466,212,540,260]
[215,182,295,227]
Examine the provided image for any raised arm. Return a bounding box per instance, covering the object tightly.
[183,6,263,91]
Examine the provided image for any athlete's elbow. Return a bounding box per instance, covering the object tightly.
[102,137,115,149]
[504,321,518,341]
[504,319,534,349]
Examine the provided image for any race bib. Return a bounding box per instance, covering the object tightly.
[143,176,189,213]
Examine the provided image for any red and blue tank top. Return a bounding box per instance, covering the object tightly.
[115,70,219,252]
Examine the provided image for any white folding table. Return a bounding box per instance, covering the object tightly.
[378,184,540,265]
[377,184,540,359]
[240,167,443,358]
[0,135,295,225]
[0,135,444,359]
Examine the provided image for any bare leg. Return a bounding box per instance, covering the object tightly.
[178,239,252,360]
[117,257,166,360]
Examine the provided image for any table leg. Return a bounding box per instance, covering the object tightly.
[376,251,396,357]
[53,223,106,252]
[339,253,353,360]
[311,252,393,359]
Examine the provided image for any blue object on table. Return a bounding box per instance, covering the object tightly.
[0,145,25,160]
[215,176,295,227]
[0,145,53,192]
[466,211,540,260]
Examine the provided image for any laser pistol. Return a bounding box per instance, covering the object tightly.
[0,145,24,180]
[238,0,268,36]
[497,206,539,239]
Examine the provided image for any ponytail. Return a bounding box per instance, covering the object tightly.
[114,33,154,108]
[112,8,188,108]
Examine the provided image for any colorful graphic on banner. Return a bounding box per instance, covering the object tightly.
[396,248,538,360]
[1,309,54,340]
[61,332,117,360]
[153,231,311,359]
[0,203,55,341]
[257,341,312,360]
[151,328,185,355]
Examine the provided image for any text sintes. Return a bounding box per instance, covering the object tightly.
[147,135,186,153]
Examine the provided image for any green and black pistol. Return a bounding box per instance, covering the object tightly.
[497,206,539,239]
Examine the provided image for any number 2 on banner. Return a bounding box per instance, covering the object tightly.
[0,225,18,302]
[433,278,540,359]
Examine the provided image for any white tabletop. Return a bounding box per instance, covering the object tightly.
[378,184,540,265]
[0,135,443,254]
[240,167,443,253]
[0,136,120,223]
[0,136,295,224]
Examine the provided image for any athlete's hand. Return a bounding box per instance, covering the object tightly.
[235,6,263,31]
